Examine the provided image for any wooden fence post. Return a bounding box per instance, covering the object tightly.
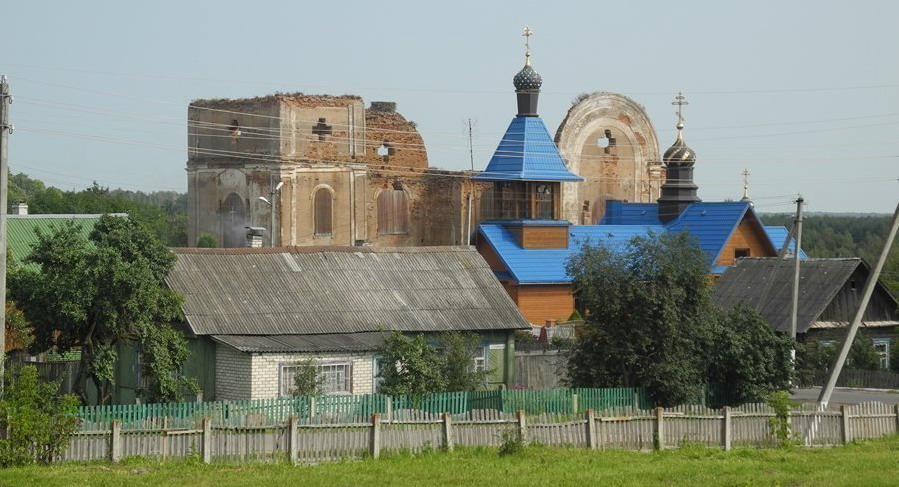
[309,397,316,421]
[109,420,122,463]
[572,393,579,415]
[370,413,381,459]
[654,407,664,451]
[288,415,298,465]
[585,409,597,450]
[841,405,852,444]
[161,416,169,460]
[894,404,899,434]
[386,397,393,423]
[442,412,454,452]
[722,406,732,451]
[202,417,212,464]
[517,410,527,444]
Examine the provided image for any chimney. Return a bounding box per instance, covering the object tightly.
[11,202,28,215]
[245,227,265,248]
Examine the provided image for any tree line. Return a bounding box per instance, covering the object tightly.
[762,212,899,295]
[8,172,187,247]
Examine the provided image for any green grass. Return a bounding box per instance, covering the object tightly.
[2,436,899,487]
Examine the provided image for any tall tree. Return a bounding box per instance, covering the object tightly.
[566,232,795,407]
[8,215,192,404]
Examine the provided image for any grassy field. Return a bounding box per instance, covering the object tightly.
[2,436,898,487]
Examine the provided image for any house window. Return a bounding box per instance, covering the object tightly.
[873,339,891,370]
[280,361,352,396]
[377,186,409,235]
[314,188,333,236]
[534,184,554,219]
[734,248,751,259]
[472,348,487,374]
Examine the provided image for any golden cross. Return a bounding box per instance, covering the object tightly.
[672,92,689,125]
[522,26,534,55]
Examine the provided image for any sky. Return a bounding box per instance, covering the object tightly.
[2,0,898,214]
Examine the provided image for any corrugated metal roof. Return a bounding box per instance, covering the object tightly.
[601,201,661,225]
[211,332,386,353]
[473,117,583,182]
[712,258,861,334]
[6,214,119,264]
[166,246,530,337]
[479,201,778,283]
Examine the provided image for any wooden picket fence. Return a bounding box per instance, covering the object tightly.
[60,401,899,464]
[77,388,650,430]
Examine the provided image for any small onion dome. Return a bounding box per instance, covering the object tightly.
[513,55,543,91]
[663,122,696,166]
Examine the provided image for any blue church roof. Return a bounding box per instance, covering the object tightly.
[473,117,583,182]
[478,200,798,284]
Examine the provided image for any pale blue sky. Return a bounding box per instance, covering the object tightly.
[3,0,898,213]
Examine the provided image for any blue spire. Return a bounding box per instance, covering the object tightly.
[474,117,583,181]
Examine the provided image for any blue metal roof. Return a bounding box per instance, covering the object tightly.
[479,200,787,284]
[601,201,661,225]
[666,201,754,265]
[763,226,809,259]
[473,117,583,182]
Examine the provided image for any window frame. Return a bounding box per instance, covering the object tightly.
[279,360,353,397]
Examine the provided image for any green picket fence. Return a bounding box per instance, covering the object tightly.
[78,387,651,427]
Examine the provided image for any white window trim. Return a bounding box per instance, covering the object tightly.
[279,360,353,397]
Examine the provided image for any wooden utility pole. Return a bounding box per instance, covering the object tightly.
[789,196,804,362]
[817,199,899,407]
[0,75,11,396]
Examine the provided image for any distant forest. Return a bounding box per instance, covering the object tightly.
[762,213,899,295]
[8,172,187,247]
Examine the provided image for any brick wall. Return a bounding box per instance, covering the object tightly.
[215,344,252,400]
[249,351,375,399]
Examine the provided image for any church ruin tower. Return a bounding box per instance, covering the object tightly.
[474,26,582,222]
[657,92,700,223]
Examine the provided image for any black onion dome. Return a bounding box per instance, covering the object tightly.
[513,62,543,91]
[663,123,696,166]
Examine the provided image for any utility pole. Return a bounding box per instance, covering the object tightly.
[466,119,475,245]
[0,75,12,396]
[817,199,899,407]
[789,195,804,357]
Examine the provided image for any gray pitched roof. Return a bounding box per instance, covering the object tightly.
[167,246,529,340]
[712,257,861,334]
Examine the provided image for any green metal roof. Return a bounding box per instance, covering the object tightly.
[6,215,109,264]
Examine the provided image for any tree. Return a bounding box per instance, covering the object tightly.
[0,366,79,466]
[565,232,796,407]
[707,306,794,405]
[439,332,487,392]
[291,359,324,397]
[377,333,447,397]
[9,215,190,404]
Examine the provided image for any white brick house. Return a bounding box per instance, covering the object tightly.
[166,247,530,400]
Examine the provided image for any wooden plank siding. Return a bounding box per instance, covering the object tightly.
[818,266,898,323]
[716,217,777,267]
[521,226,568,249]
[515,285,575,326]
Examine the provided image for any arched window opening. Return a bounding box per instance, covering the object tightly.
[314,188,333,237]
[377,186,409,235]
[221,193,247,248]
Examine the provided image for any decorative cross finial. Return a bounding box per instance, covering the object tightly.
[672,92,689,129]
[522,25,534,65]
[741,168,751,200]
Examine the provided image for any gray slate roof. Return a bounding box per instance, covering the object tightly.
[166,246,530,345]
[712,257,861,334]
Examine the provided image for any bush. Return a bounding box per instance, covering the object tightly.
[0,366,80,466]
[292,359,324,396]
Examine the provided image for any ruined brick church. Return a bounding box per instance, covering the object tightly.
[186,43,664,249]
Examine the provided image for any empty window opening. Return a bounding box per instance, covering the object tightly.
[378,186,409,235]
[314,188,333,237]
[734,248,751,259]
